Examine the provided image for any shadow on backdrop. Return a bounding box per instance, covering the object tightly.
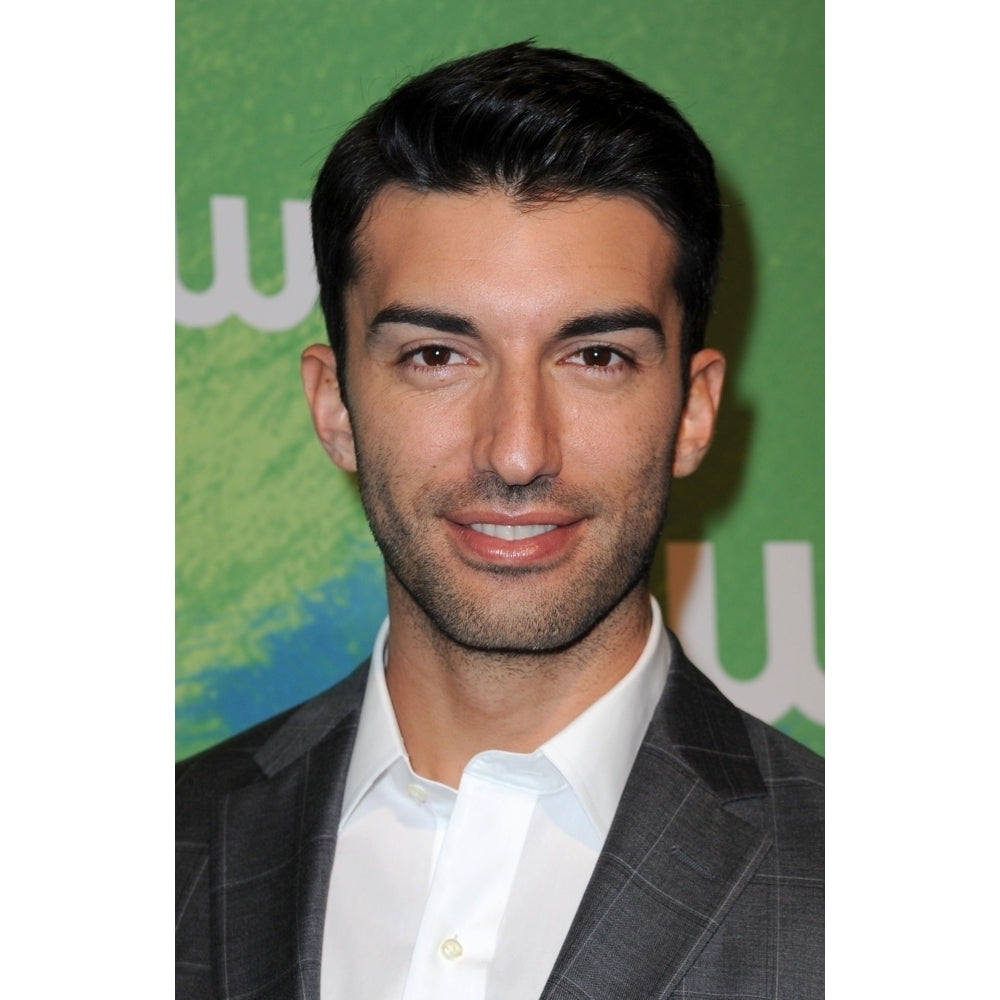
[652,170,757,607]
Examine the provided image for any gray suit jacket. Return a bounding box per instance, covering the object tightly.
[176,633,823,999]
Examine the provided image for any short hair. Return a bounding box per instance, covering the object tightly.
[311,41,722,395]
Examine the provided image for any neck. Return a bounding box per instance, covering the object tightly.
[383,577,653,787]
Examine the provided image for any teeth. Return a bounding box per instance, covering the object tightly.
[470,523,557,541]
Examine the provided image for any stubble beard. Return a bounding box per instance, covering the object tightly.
[354,448,674,657]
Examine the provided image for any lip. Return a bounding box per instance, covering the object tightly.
[445,509,584,566]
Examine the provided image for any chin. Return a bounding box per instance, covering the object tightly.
[396,563,650,657]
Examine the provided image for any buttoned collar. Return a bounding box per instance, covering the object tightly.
[339,599,671,839]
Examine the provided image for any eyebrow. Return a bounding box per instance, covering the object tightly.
[368,304,665,343]
[556,307,664,343]
[370,305,476,338]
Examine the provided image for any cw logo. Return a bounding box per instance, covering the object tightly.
[666,541,824,726]
[175,196,317,331]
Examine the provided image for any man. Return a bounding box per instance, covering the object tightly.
[176,42,823,1000]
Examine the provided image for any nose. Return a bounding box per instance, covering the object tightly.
[472,366,561,485]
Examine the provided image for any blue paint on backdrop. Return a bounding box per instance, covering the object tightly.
[177,571,387,750]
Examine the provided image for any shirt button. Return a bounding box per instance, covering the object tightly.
[440,937,463,961]
[406,783,428,803]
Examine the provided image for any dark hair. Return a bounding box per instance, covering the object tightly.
[311,41,721,394]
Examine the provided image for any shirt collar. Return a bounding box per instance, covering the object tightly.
[340,600,670,836]
[340,616,402,823]
[539,598,670,836]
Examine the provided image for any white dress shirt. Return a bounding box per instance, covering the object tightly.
[319,599,671,1000]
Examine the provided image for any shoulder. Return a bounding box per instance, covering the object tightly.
[175,662,369,839]
[736,696,824,837]
[661,634,823,793]
[657,637,824,863]
[175,664,367,988]
[741,709,824,791]
[738,709,824,868]
[175,663,368,956]
[666,649,824,990]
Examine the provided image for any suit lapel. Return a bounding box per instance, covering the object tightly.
[542,641,772,1000]
[210,680,364,1000]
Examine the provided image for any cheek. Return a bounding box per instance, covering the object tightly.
[357,396,472,472]
[564,399,678,468]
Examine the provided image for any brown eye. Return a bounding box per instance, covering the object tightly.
[582,346,616,366]
[418,346,454,366]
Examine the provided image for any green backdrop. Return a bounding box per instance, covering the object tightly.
[176,0,824,760]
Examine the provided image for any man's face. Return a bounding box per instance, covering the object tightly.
[306,186,722,653]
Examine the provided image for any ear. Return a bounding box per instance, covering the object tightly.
[672,348,726,478]
[300,344,357,472]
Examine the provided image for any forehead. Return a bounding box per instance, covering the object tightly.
[349,186,679,326]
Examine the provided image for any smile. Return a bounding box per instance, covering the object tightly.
[469,523,557,541]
